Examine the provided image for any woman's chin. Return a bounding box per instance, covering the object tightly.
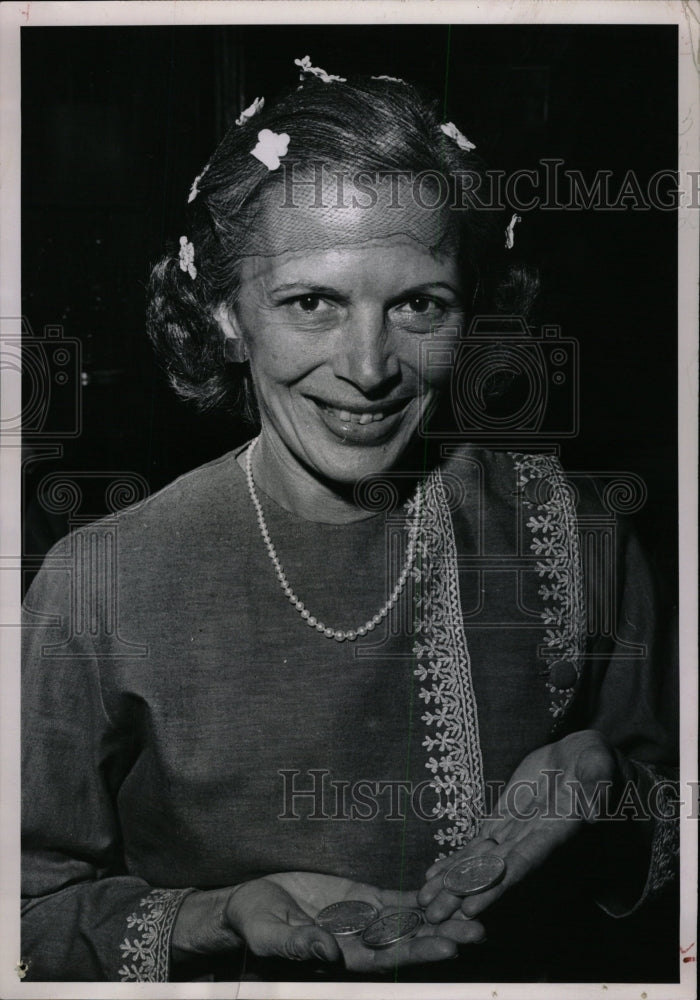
[295,399,428,483]
[260,398,431,489]
[299,436,416,487]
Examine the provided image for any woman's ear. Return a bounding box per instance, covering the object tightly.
[214,304,249,363]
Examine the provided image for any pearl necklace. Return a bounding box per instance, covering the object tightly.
[245,437,423,641]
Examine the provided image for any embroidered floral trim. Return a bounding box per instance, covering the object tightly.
[411,466,485,860]
[511,453,586,722]
[636,763,680,899]
[118,888,193,982]
[597,762,680,918]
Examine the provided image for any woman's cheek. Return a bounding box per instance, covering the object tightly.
[267,325,326,372]
[247,340,305,380]
[406,317,465,387]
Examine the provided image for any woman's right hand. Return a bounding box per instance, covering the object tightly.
[171,871,485,973]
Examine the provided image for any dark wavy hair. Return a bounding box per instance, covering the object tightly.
[147,73,539,424]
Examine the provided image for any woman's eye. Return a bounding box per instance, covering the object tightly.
[405,296,435,314]
[393,296,448,322]
[395,296,446,316]
[295,294,324,313]
[279,293,338,325]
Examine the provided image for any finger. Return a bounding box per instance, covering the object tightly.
[420,838,504,919]
[377,888,420,910]
[274,923,341,964]
[417,872,459,914]
[424,836,501,882]
[369,934,458,971]
[424,856,454,881]
[421,914,486,946]
[421,882,467,924]
[422,839,513,922]
[480,817,513,841]
[460,844,533,918]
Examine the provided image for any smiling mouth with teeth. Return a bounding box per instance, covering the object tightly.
[326,407,386,424]
[312,397,411,428]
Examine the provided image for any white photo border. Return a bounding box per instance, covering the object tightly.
[1,2,697,998]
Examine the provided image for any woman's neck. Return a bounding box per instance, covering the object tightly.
[237,429,382,524]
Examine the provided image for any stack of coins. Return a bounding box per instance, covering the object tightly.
[315,855,506,951]
[360,910,424,949]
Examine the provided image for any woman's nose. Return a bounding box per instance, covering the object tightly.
[333,306,400,395]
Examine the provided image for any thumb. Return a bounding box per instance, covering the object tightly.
[277,923,340,963]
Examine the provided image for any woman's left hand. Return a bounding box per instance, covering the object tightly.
[418,729,622,923]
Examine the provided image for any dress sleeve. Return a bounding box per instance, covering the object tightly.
[576,513,679,916]
[21,537,194,982]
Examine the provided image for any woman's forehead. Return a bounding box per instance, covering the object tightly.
[239,237,461,292]
[241,170,460,259]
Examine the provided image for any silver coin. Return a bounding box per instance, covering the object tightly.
[442,854,506,896]
[315,900,379,936]
[360,909,424,949]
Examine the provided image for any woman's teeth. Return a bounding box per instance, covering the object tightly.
[327,407,386,424]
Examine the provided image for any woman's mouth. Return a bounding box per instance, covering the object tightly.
[321,406,387,424]
[308,396,413,442]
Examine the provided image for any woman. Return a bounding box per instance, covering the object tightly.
[21,62,678,983]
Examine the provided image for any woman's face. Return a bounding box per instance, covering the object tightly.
[229,188,466,486]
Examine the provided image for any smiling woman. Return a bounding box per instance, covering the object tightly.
[21,60,678,985]
[227,232,464,505]
[146,77,516,514]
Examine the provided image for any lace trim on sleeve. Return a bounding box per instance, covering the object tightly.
[598,762,680,918]
[118,888,194,982]
[635,762,680,902]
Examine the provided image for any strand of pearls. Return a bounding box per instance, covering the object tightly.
[245,437,422,642]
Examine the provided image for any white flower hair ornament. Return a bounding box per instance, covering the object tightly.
[294,55,347,84]
[251,129,290,171]
[235,96,265,127]
[505,213,522,251]
[440,121,476,152]
[187,163,210,204]
[179,236,197,279]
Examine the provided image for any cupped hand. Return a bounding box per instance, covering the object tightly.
[172,869,485,973]
[418,729,622,924]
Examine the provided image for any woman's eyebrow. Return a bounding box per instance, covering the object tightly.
[389,282,463,304]
[269,281,462,299]
[401,281,461,295]
[269,282,346,296]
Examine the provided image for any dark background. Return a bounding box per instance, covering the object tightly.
[21,24,678,603]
